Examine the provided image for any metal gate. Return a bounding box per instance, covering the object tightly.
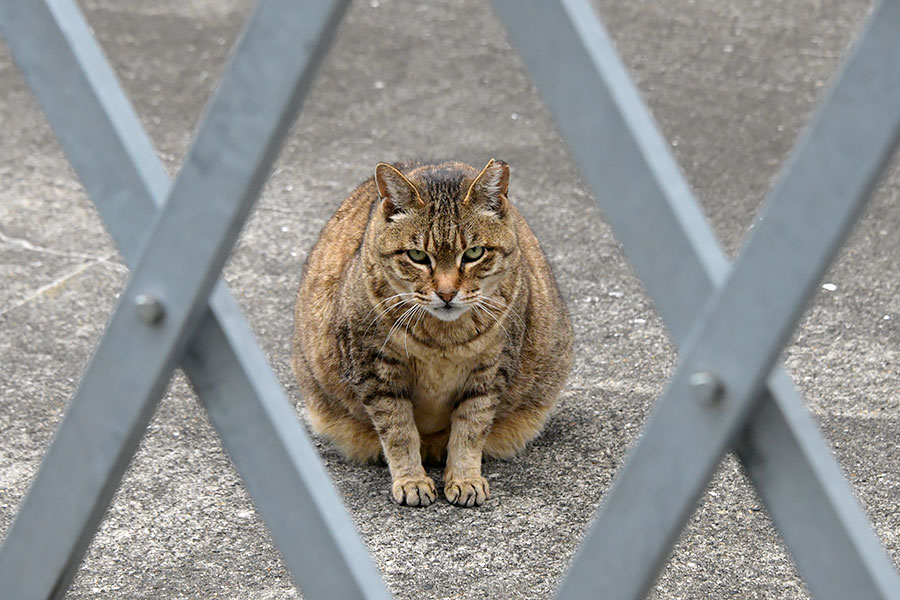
[1,0,899,598]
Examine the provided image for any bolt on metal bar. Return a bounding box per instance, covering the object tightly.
[492,0,900,598]
[0,1,389,597]
[0,1,393,599]
[3,1,896,600]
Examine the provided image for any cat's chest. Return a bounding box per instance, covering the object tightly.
[409,356,471,434]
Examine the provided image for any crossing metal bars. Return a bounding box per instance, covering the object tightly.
[493,0,900,598]
[0,1,390,599]
[1,0,899,598]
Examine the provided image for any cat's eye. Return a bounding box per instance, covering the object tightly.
[462,246,485,262]
[406,249,430,264]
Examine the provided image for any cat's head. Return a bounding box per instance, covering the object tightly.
[371,159,519,322]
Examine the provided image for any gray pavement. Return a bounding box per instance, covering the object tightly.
[1,0,898,598]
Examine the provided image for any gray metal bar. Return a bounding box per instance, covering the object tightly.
[0,1,386,594]
[0,0,169,263]
[0,2,384,599]
[0,9,383,597]
[186,289,392,600]
[493,4,900,599]
[492,0,900,598]
[562,0,900,588]
[735,368,900,600]
[492,0,728,345]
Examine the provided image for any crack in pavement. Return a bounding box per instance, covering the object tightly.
[0,230,122,265]
[0,234,127,318]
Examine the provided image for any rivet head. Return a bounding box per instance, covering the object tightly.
[134,294,165,325]
[689,370,724,404]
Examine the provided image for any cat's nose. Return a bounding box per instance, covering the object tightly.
[437,291,456,303]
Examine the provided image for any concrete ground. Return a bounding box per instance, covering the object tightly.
[1,0,898,598]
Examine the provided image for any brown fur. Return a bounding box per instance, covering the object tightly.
[292,159,573,507]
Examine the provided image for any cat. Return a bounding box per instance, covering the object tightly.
[292,159,573,507]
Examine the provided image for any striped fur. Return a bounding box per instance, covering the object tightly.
[292,160,572,507]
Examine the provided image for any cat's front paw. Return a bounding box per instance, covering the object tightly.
[392,476,437,507]
[444,476,490,507]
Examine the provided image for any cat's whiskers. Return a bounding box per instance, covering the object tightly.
[391,304,421,357]
[470,303,489,335]
[380,303,421,356]
[473,300,513,344]
[474,303,507,342]
[364,295,417,336]
[412,303,428,334]
[364,301,412,338]
[402,305,425,359]
[480,294,525,329]
[479,293,516,316]
[363,292,416,322]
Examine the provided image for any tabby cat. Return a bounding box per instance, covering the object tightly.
[292,159,573,507]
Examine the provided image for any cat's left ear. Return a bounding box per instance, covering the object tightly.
[463,158,510,218]
[375,163,424,221]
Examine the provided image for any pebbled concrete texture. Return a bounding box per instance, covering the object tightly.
[1,0,898,598]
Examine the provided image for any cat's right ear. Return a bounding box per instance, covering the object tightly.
[375,163,423,221]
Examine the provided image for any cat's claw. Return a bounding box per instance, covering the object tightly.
[444,476,490,507]
[392,476,437,507]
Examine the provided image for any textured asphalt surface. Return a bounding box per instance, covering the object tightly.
[2,0,899,598]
